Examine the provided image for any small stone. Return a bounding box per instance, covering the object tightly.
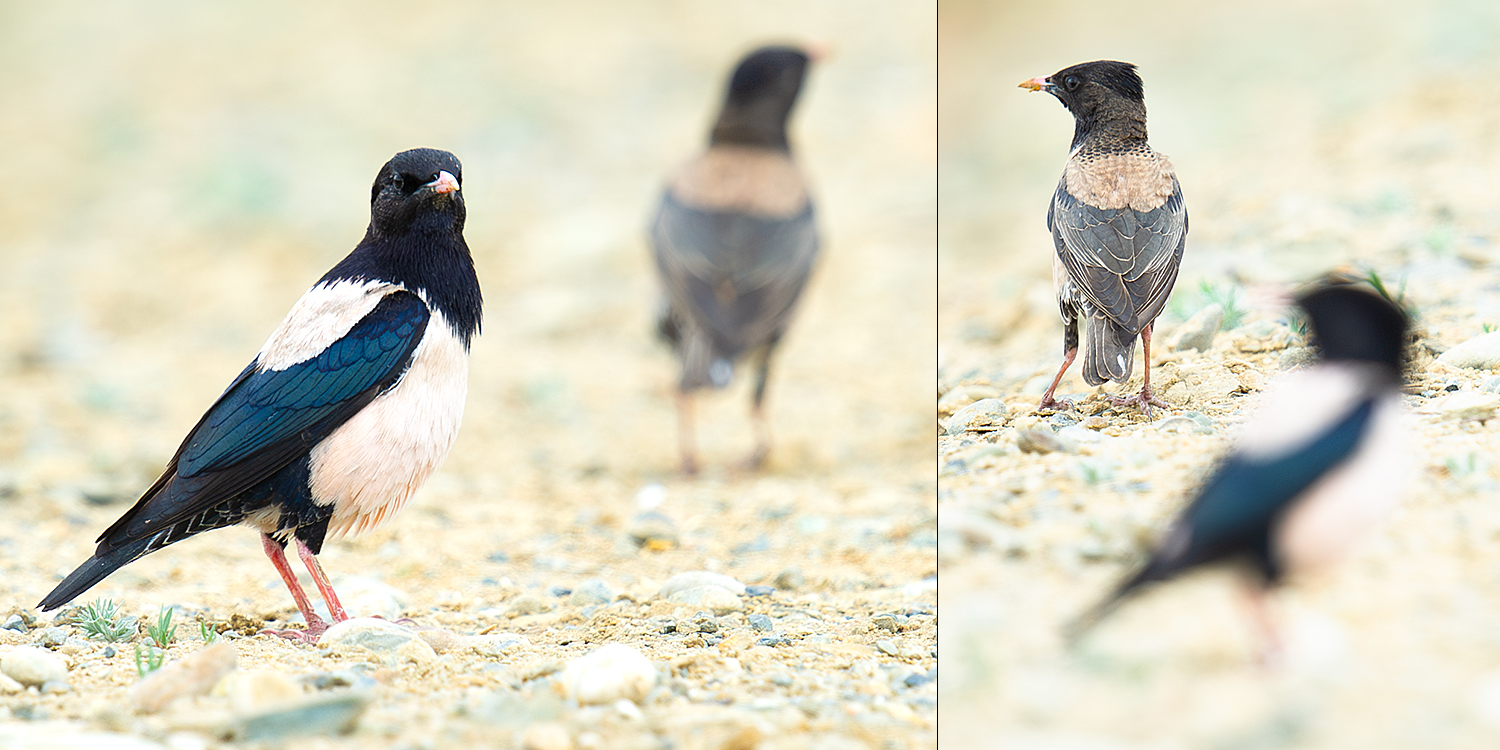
[40,679,72,694]
[304,670,376,692]
[332,576,407,621]
[318,618,436,665]
[667,587,743,615]
[1279,347,1316,370]
[938,384,1002,416]
[1482,375,1500,394]
[744,585,775,597]
[626,512,679,550]
[1169,303,1223,352]
[1157,416,1213,435]
[1424,392,1500,421]
[131,642,239,713]
[2,615,26,633]
[506,594,553,617]
[903,671,934,688]
[1015,427,1076,455]
[875,639,901,656]
[747,614,773,633]
[872,615,899,634]
[568,580,614,608]
[772,568,805,590]
[102,645,116,658]
[0,673,20,694]
[465,633,529,658]
[944,398,1008,434]
[36,627,68,648]
[1439,332,1500,369]
[756,637,790,647]
[1080,416,1109,430]
[769,672,794,687]
[522,722,574,750]
[659,571,746,598]
[1,645,69,687]
[559,644,657,706]
[691,613,718,634]
[235,692,370,741]
[1055,425,1101,444]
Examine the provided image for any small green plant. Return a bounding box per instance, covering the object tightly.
[146,606,177,649]
[1484,323,1495,334]
[134,643,165,678]
[1197,280,1246,331]
[73,599,135,643]
[198,619,219,644]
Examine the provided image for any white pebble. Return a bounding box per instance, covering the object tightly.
[320,618,435,665]
[1,646,68,687]
[1439,332,1500,369]
[659,571,745,598]
[560,644,657,705]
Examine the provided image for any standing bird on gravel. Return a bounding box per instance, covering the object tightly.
[1066,283,1410,658]
[1021,60,1187,419]
[38,148,482,643]
[652,44,821,474]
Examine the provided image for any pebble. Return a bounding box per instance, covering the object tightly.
[36,627,68,648]
[1482,375,1500,394]
[744,585,775,597]
[331,576,407,621]
[769,672,794,687]
[1055,425,1101,444]
[903,670,934,688]
[1080,415,1109,430]
[1279,347,1316,370]
[235,692,369,742]
[944,398,1008,434]
[667,586,743,615]
[568,579,614,608]
[217,669,303,713]
[304,669,377,692]
[319,618,436,665]
[1423,392,1500,421]
[465,633,530,658]
[131,642,239,713]
[2,645,69,687]
[40,679,71,694]
[1156,416,1214,435]
[690,613,718,634]
[875,639,901,657]
[937,383,1002,416]
[1169,303,1223,352]
[661,571,746,598]
[626,512,679,550]
[1438,332,1500,369]
[559,644,658,706]
[872,615,899,634]
[0,672,22,694]
[772,568,805,590]
[2,614,26,633]
[1015,426,1077,455]
[756,637,790,647]
[748,614,774,633]
[506,594,554,617]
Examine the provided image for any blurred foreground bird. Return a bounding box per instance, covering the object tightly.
[1021,61,1186,419]
[652,44,821,474]
[39,148,482,643]
[1067,283,1410,658]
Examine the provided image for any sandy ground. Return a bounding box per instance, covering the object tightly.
[940,1,1500,748]
[0,2,936,748]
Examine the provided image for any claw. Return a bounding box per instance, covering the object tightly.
[1109,386,1170,420]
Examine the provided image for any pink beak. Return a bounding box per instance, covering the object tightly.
[1018,76,1049,92]
[428,170,460,195]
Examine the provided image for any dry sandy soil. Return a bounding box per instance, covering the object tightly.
[941,1,1500,748]
[0,2,936,749]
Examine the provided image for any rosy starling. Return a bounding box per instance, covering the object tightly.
[652,45,821,474]
[1021,60,1186,418]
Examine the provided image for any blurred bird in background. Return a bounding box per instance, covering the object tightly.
[39,148,483,643]
[1021,60,1187,419]
[652,44,822,474]
[1066,281,1411,660]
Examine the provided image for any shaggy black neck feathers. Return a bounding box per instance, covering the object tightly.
[709,46,812,151]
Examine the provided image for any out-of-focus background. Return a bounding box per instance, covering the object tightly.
[0,2,936,747]
[942,0,1500,748]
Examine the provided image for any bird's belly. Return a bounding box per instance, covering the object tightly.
[1273,396,1410,578]
[308,320,470,539]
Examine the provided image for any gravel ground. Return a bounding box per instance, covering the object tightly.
[0,2,936,749]
[941,1,1500,747]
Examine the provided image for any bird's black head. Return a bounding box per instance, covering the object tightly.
[1296,283,1410,379]
[1021,60,1147,148]
[369,148,465,237]
[710,45,816,151]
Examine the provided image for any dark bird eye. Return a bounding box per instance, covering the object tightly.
[1064,75,1081,91]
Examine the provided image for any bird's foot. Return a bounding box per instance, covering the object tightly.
[1036,396,1074,413]
[1109,387,1169,420]
[735,446,769,473]
[259,614,331,644]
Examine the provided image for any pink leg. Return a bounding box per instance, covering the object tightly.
[1239,581,1283,668]
[1108,323,1170,419]
[258,534,330,643]
[1037,347,1078,412]
[739,400,771,471]
[296,538,349,623]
